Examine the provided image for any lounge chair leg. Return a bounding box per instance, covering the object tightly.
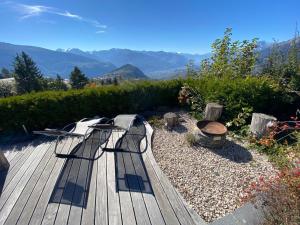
[54,136,60,155]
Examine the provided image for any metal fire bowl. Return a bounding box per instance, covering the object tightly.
[196,120,227,136]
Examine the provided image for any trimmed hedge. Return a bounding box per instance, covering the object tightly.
[0,76,296,132]
[0,80,182,131]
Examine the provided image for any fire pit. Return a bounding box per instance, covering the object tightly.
[193,120,227,148]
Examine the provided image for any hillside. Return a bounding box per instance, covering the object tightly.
[100,64,148,80]
[0,42,116,78]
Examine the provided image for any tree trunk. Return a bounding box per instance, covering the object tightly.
[0,151,9,171]
[204,103,223,121]
[250,113,277,138]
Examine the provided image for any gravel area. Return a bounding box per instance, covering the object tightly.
[152,111,277,223]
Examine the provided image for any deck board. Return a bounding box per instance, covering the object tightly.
[0,120,205,225]
[0,141,51,225]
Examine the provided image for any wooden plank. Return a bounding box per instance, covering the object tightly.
[67,132,96,225]
[142,153,181,225]
[12,138,68,225]
[4,144,59,225]
[144,150,196,225]
[143,123,197,225]
[1,143,37,193]
[81,131,103,225]
[129,137,165,225]
[53,136,86,225]
[0,141,51,225]
[41,138,79,225]
[0,140,38,162]
[95,149,108,225]
[120,135,151,225]
[114,132,136,225]
[4,151,18,162]
[3,142,55,225]
[4,148,25,170]
[0,141,51,211]
[27,137,74,225]
[106,132,122,225]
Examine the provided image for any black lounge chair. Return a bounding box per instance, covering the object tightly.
[34,117,108,157]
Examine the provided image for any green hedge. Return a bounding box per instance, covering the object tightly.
[186,76,294,121]
[0,76,296,132]
[0,80,182,131]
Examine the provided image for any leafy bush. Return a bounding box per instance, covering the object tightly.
[148,116,164,128]
[0,80,182,131]
[242,166,300,225]
[185,75,293,121]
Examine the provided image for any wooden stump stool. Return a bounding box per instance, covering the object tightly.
[164,112,179,129]
[250,113,277,138]
[204,103,223,121]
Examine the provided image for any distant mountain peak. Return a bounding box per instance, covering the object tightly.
[100,64,148,80]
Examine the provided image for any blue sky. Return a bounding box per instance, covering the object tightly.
[0,0,300,54]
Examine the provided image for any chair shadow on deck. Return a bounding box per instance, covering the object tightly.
[49,130,111,208]
[114,119,154,195]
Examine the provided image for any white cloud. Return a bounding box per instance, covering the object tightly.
[96,30,106,34]
[56,11,82,20]
[16,4,53,19]
[1,1,107,31]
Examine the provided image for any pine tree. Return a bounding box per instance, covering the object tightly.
[13,51,44,94]
[69,67,88,89]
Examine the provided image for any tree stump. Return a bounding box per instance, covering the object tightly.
[0,152,9,171]
[164,112,179,129]
[250,113,277,138]
[204,103,223,121]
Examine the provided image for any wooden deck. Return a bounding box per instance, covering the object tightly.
[0,119,206,225]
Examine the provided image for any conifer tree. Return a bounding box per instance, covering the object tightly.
[69,67,88,89]
[13,51,44,94]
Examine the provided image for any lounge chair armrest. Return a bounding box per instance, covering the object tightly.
[63,132,85,138]
[61,122,77,131]
[88,124,123,130]
[33,129,68,137]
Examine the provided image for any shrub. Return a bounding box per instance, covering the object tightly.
[0,80,182,132]
[148,116,164,128]
[242,165,300,225]
[185,133,197,146]
[185,75,293,121]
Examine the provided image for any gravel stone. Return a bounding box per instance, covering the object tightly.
[152,111,277,223]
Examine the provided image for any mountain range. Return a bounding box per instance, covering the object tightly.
[0,42,209,79]
[0,42,116,77]
[57,48,210,78]
[0,38,299,79]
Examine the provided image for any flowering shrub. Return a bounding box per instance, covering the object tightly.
[241,164,300,225]
[178,85,205,113]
